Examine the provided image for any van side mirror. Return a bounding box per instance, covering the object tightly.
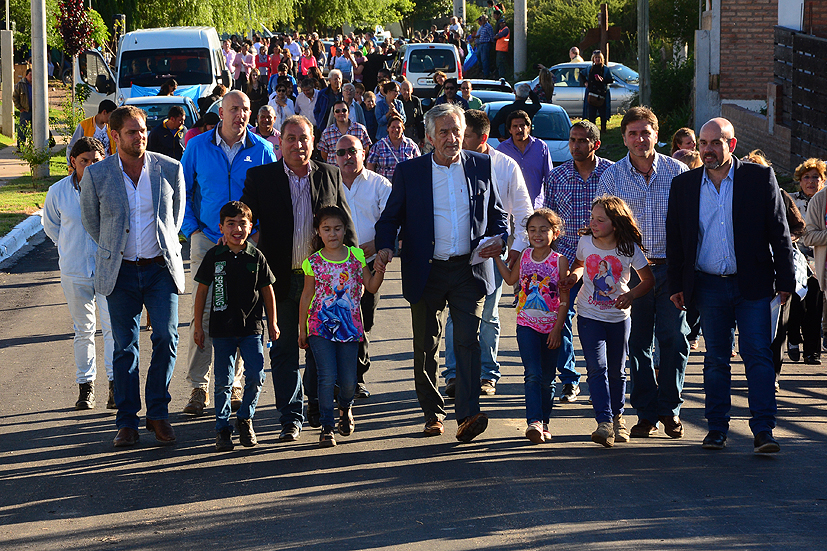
[95,74,115,94]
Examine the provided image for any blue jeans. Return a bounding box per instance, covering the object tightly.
[556,279,583,388]
[579,315,631,423]
[269,272,307,429]
[213,334,267,431]
[106,262,178,430]
[308,336,358,428]
[516,325,560,424]
[443,264,503,382]
[17,110,31,145]
[477,43,491,78]
[694,272,777,435]
[627,264,688,423]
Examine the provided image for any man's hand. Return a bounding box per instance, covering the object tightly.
[506,248,521,269]
[478,237,504,259]
[374,248,394,273]
[670,292,686,311]
[360,240,376,259]
[558,273,578,291]
[779,291,791,305]
[193,327,205,349]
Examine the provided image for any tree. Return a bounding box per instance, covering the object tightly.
[57,0,94,105]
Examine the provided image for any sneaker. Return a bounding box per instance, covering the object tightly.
[775,376,780,393]
[525,421,544,444]
[591,421,615,447]
[183,388,208,415]
[480,379,496,396]
[338,408,354,436]
[215,428,234,452]
[106,380,116,409]
[559,383,580,403]
[445,378,456,398]
[75,382,95,410]
[319,426,337,448]
[424,417,445,436]
[787,343,801,362]
[613,414,630,442]
[355,383,371,399]
[307,401,321,428]
[230,386,243,412]
[236,417,257,447]
[542,423,552,441]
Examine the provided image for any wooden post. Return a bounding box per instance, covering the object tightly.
[637,0,651,107]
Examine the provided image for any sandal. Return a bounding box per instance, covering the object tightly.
[338,408,355,436]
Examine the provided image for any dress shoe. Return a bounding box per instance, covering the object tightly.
[787,344,801,362]
[754,431,780,453]
[629,419,658,438]
[424,417,444,436]
[279,423,301,442]
[106,380,116,409]
[307,402,321,428]
[445,378,456,398]
[146,419,177,445]
[804,354,821,365]
[355,383,371,399]
[701,430,727,450]
[75,382,95,410]
[658,415,684,438]
[113,427,140,447]
[236,417,257,447]
[183,388,208,415]
[456,412,488,443]
[215,428,234,452]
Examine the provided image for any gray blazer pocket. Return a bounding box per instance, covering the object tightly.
[98,247,112,260]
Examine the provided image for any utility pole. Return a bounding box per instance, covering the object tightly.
[32,0,50,178]
[453,0,466,24]
[514,0,526,77]
[1,0,13,138]
[637,0,651,107]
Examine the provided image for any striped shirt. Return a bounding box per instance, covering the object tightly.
[543,157,614,263]
[318,122,372,158]
[366,136,421,180]
[598,153,687,259]
[696,163,736,275]
[285,162,314,269]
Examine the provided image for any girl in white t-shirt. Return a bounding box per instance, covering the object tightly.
[560,195,654,448]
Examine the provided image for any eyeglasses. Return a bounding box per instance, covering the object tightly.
[336,147,361,156]
[334,108,349,114]
[444,86,457,91]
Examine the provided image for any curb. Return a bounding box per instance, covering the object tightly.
[0,211,44,263]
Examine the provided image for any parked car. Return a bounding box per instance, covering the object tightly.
[123,95,200,131]
[391,43,462,99]
[516,62,639,117]
[483,101,572,165]
[459,79,516,104]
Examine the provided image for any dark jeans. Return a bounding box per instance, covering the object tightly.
[556,279,583,387]
[787,276,823,358]
[477,43,491,78]
[358,260,379,383]
[308,337,358,428]
[496,51,509,80]
[17,110,31,145]
[213,334,266,431]
[579,316,631,424]
[516,325,559,424]
[410,257,484,423]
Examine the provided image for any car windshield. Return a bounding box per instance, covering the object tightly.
[408,50,455,73]
[119,48,213,88]
[530,111,571,141]
[131,102,195,130]
[610,65,639,85]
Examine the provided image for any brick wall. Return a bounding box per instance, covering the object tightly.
[722,104,792,172]
[805,1,827,38]
[720,0,778,100]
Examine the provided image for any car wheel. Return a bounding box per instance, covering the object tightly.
[62,69,72,86]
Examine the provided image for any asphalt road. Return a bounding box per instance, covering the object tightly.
[1,238,826,550]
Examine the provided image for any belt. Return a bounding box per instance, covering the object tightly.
[292,268,304,274]
[647,258,667,266]
[123,255,164,266]
[698,270,737,278]
[433,253,471,263]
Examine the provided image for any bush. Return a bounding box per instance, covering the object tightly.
[14,125,53,186]
[649,57,694,138]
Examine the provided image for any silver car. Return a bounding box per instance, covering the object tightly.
[516,62,639,117]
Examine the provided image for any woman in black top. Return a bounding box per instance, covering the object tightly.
[581,50,613,131]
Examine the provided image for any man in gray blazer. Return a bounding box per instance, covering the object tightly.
[80,105,186,448]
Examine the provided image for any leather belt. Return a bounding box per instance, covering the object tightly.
[434,254,472,263]
[647,258,667,266]
[123,255,164,266]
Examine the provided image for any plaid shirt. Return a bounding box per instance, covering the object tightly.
[366,136,421,180]
[476,22,494,44]
[544,157,613,263]
[598,152,688,259]
[318,122,372,157]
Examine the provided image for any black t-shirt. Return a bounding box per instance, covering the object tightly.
[194,242,276,338]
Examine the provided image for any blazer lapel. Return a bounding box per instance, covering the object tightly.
[106,154,131,221]
[730,157,743,229]
[146,153,161,218]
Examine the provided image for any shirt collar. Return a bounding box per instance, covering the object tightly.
[215,123,247,149]
[431,153,462,171]
[117,153,147,179]
[701,159,735,187]
[214,241,257,256]
[284,160,313,180]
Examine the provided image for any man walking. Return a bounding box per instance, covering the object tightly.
[667,117,794,453]
[80,106,186,447]
[497,110,553,207]
[12,68,33,148]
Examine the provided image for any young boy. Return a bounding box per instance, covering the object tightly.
[193,201,279,451]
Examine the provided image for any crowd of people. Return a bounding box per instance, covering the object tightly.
[38,24,824,455]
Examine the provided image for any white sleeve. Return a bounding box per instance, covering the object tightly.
[41,186,61,244]
[631,244,649,270]
[507,161,533,252]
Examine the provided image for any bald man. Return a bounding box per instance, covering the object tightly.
[666,117,795,454]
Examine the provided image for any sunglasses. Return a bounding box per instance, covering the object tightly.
[334,108,349,113]
[444,86,457,91]
[336,147,361,156]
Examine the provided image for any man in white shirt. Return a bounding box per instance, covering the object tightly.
[295,79,319,127]
[442,109,533,396]
[80,106,186,448]
[334,134,392,398]
[43,137,115,411]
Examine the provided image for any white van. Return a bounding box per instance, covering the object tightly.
[392,43,462,99]
[75,26,231,117]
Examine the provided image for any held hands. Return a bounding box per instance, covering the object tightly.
[779,291,791,305]
[546,328,562,350]
[374,248,394,273]
[670,292,686,311]
[298,329,309,350]
[614,292,634,310]
[506,248,521,269]
[558,273,579,291]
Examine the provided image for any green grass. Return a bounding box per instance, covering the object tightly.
[0,148,67,237]
[0,133,13,151]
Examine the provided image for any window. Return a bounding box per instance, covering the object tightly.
[531,112,571,141]
[551,68,583,87]
[408,50,456,73]
[119,48,213,88]
[79,50,111,88]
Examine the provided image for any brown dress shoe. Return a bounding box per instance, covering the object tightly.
[113,427,140,447]
[658,415,684,438]
[456,412,489,443]
[424,417,444,436]
[146,419,177,445]
[629,419,659,438]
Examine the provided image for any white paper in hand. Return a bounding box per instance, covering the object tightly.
[470,236,501,265]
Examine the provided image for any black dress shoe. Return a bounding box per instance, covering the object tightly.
[701,430,727,450]
[658,415,685,438]
[445,378,456,398]
[629,419,658,438]
[279,423,301,442]
[113,427,140,447]
[754,431,780,453]
[788,344,801,362]
[307,402,321,428]
[804,354,822,365]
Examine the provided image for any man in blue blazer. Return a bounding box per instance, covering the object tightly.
[666,117,795,454]
[80,106,186,448]
[374,103,509,442]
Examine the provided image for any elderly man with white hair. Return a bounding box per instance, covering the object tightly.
[326,82,366,127]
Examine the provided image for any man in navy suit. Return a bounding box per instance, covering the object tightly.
[666,117,795,454]
[374,103,509,442]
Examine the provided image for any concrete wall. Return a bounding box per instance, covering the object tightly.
[722,103,792,172]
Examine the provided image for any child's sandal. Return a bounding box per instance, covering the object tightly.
[338,408,354,436]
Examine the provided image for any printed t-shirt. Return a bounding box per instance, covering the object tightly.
[302,246,366,342]
[516,248,562,333]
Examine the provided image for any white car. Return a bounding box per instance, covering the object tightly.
[123,96,200,131]
[391,43,462,99]
[483,101,573,165]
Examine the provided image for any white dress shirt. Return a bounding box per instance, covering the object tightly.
[487,146,532,252]
[343,168,392,262]
[119,155,162,261]
[295,89,319,127]
[268,96,296,131]
[42,174,97,278]
[432,157,472,259]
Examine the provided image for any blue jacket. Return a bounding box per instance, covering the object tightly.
[181,126,276,242]
[374,96,406,140]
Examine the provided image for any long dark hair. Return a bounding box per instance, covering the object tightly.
[579,194,646,258]
[311,205,348,252]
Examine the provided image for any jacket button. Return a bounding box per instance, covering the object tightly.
[428,259,432,263]
[126,229,129,233]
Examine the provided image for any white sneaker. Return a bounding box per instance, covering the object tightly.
[525,421,544,444]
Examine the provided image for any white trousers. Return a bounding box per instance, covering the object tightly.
[60,274,114,384]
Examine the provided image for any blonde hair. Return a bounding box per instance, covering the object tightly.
[742,149,770,167]
[794,157,827,182]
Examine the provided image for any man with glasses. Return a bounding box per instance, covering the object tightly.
[268,84,296,132]
[318,100,372,163]
[434,78,469,110]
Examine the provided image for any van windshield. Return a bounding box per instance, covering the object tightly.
[408,50,456,74]
[119,48,213,88]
